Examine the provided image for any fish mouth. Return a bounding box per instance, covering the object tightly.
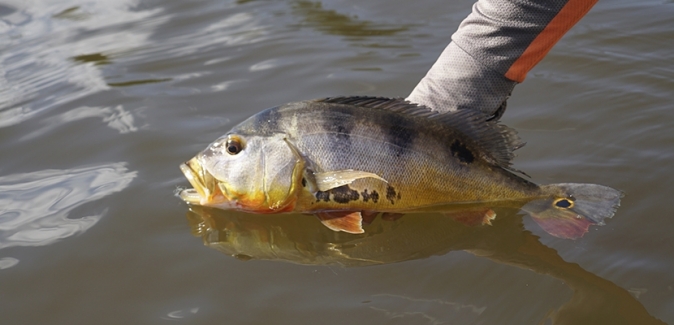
[179,157,228,206]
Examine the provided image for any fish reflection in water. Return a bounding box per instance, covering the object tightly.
[186,205,665,325]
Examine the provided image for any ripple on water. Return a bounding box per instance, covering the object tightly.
[0,257,19,270]
[0,162,137,249]
[0,0,167,129]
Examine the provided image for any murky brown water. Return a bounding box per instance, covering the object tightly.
[1,0,673,324]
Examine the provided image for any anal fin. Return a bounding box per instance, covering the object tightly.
[316,211,364,234]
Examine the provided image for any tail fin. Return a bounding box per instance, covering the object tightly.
[522,183,622,239]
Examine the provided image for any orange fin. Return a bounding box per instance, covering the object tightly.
[316,211,364,234]
[445,209,496,226]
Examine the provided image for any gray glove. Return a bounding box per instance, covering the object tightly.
[407,0,597,116]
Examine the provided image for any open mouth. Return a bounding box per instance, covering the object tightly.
[179,157,225,205]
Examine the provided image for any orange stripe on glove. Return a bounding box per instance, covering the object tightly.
[505,0,598,83]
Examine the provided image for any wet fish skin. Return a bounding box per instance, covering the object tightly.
[180,97,621,239]
[238,98,538,208]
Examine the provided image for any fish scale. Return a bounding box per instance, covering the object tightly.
[273,99,537,208]
[180,96,621,239]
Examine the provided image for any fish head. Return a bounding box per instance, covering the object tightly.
[179,133,303,213]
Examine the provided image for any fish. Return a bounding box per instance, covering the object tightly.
[178,96,622,239]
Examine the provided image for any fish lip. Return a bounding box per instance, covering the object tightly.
[179,162,205,204]
[180,160,207,200]
[180,157,241,209]
[179,157,227,205]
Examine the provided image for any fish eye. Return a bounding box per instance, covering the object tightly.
[225,135,244,155]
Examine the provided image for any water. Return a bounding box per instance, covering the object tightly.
[1,0,673,324]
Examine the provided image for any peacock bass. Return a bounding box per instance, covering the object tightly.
[179,97,621,239]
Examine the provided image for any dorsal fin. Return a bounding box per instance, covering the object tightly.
[436,109,526,174]
[319,96,438,117]
[316,96,525,173]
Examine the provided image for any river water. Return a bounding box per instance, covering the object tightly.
[1,0,673,324]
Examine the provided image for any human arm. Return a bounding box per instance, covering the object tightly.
[407,0,598,116]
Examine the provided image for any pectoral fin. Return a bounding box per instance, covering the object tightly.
[316,211,364,234]
[313,170,387,192]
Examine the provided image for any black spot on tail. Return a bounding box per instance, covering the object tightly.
[361,189,379,203]
[555,198,574,208]
[450,140,474,164]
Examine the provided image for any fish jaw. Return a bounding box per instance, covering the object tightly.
[179,158,232,207]
[179,156,292,212]
[177,187,202,205]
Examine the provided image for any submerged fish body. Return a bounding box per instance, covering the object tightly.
[180,97,621,239]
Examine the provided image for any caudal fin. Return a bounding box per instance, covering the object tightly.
[522,183,622,239]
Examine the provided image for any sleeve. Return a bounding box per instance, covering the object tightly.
[406,0,598,115]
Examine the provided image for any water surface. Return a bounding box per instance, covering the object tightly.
[1,0,673,324]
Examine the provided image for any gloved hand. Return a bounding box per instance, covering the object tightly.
[407,0,597,117]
